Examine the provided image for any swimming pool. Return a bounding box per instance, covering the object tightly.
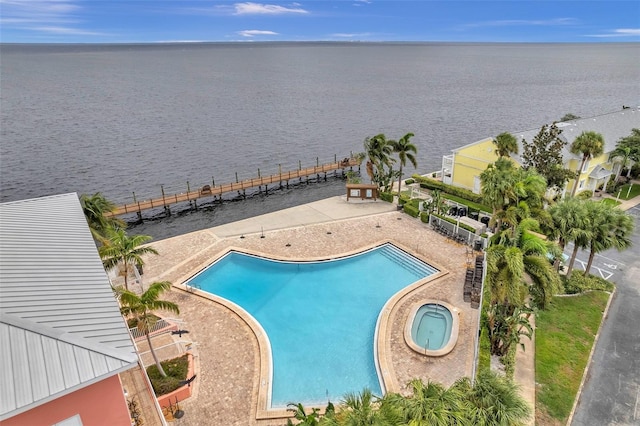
[187,243,438,407]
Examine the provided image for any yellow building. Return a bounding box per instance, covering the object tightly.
[442,107,639,196]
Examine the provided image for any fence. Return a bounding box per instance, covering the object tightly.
[429,215,487,249]
[129,319,173,340]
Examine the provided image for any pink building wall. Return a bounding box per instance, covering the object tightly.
[4,374,130,426]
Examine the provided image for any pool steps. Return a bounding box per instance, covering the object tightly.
[378,244,439,278]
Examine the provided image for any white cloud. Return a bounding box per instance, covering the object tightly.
[237,29,279,37]
[330,32,372,38]
[587,28,640,38]
[233,2,308,15]
[0,0,81,23]
[0,0,109,37]
[32,25,105,36]
[463,18,578,28]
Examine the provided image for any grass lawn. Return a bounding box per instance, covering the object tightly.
[600,198,622,207]
[615,182,640,200]
[535,291,610,425]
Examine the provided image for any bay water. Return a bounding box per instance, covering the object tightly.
[1,42,638,239]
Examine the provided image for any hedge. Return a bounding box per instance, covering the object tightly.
[379,191,394,203]
[412,174,484,204]
[420,212,430,223]
[403,203,420,218]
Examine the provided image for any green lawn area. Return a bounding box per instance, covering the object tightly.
[600,198,622,207]
[535,291,610,424]
[615,182,640,200]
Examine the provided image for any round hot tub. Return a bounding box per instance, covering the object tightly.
[404,300,459,356]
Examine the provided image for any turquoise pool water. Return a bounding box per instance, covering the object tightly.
[410,304,453,350]
[187,243,438,407]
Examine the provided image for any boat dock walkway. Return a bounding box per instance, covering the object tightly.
[106,157,360,218]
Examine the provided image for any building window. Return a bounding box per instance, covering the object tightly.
[579,179,585,189]
[582,159,590,173]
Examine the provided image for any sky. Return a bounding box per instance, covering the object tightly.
[1,0,639,43]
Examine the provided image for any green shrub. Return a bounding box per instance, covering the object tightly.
[501,345,517,380]
[403,203,420,218]
[147,354,189,396]
[563,273,615,294]
[379,192,394,203]
[404,178,415,185]
[398,194,411,206]
[412,174,484,204]
[576,190,593,199]
[420,212,430,223]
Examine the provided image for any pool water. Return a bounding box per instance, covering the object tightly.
[411,304,453,350]
[187,243,438,407]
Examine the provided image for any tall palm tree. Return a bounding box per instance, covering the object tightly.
[481,158,517,230]
[609,129,640,180]
[570,131,605,197]
[488,218,562,309]
[609,145,633,182]
[119,281,179,378]
[99,229,159,291]
[391,132,418,195]
[493,132,519,158]
[548,197,588,270]
[363,134,395,186]
[80,192,125,244]
[583,202,634,275]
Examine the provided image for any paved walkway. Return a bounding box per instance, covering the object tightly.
[140,196,480,425]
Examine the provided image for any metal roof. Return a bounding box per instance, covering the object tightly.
[0,193,138,420]
[589,164,614,179]
[512,107,640,163]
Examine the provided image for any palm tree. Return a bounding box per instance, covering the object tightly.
[454,369,531,425]
[583,202,634,275]
[364,134,395,186]
[570,131,605,197]
[337,388,393,426]
[548,197,589,271]
[481,158,517,230]
[609,145,633,182]
[488,218,562,309]
[391,132,418,195]
[119,281,179,377]
[80,192,125,244]
[493,132,519,158]
[392,379,465,426]
[609,129,640,180]
[99,228,159,291]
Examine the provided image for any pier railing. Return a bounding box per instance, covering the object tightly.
[106,156,360,217]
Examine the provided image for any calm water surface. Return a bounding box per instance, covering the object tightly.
[187,244,438,406]
[1,42,639,239]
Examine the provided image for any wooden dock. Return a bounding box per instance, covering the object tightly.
[106,157,360,218]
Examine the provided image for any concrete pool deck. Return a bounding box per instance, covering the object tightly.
[141,196,481,425]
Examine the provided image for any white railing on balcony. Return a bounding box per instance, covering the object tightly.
[129,319,171,339]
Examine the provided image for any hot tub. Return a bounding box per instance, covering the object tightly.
[404,300,459,356]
